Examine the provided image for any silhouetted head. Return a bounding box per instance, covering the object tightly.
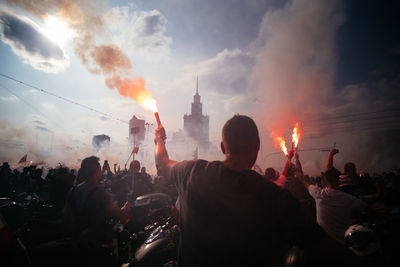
[221,115,260,168]
[323,168,340,188]
[79,156,101,182]
[265,167,277,180]
[344,162,356,175]
[129,160,141,173]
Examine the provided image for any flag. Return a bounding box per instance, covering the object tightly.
[18,154,27,164]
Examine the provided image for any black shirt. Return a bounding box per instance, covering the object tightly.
[172,160,319,266]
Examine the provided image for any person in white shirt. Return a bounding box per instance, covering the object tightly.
[296,153,366,245]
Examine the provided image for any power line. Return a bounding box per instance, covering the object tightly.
[0,73,128,124]
[303,108,400,123]
[0,84,67,132]
[303,114,400,127]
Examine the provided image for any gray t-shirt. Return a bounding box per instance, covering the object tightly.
[172,160,320,266]
[308,185,366,245]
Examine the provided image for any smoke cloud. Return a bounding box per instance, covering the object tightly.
[247,0,400,174]
[92,134,110,152]
[0,8,70,73]
[250,0,343,137]
[2,0,156,107]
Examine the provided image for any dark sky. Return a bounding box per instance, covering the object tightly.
[335,0,400,88]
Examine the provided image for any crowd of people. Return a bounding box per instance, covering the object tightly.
[0,159,167,212]
[0,114,399,266]
[154,115,399,266]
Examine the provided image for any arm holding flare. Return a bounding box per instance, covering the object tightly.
[274,149,294,187]
[154,113,177,183]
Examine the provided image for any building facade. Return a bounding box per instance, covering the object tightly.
[183,78,210,149]
[129,115,145,144]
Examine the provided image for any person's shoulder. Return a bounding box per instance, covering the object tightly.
[307,184,323,198]
[173,159,212,172]
[245,170,291,195]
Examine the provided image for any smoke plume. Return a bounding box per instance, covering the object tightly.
[3,0,155,106]
[250,0,342,137]
[249,0,400,174]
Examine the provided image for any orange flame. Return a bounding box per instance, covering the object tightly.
[292,122,301,148]
[142,98,158,113]
[275,136,288,156]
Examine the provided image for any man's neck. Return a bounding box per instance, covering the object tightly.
[222,154,254,172]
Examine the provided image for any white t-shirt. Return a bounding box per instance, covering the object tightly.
[308,185,366,245]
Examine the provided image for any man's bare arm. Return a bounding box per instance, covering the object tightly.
[326,149,339,171]
[107,201,132,225]
[294,152,311,188]
[281,149,294,177]
[154,126,177,183]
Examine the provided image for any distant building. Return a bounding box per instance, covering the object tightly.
[129,115,145,144]
[183,78,210,149]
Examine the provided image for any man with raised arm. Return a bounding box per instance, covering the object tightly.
[326,149,360,195]
[298,152,366,245]
[155,115,322,266]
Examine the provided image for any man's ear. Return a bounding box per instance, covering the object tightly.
[220,142,226,154]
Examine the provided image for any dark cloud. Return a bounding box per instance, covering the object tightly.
[141,11,165,36]
[33,120,45,125]
[182,49,254,95]
[104,7,171,53]
[99,116,109,121]
[92,134,110,152]
[35,126,51,132]
[131,9,170,50]
[0,8,69,73]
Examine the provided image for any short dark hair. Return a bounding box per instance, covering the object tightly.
[265,167,276,180]
[129,160,141,172]
[222,115,260,154]
[344,162,356,175]
[323,168,340,187]
[80,156,100,180]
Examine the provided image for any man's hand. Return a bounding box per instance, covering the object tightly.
[330,149,339,155]
[327,149,339,171]
[155,125,166,141]
[295,152,299,161]
[288,149,294,160]
[155,124,177,182]
[121,201,133,216]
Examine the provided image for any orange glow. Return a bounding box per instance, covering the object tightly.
[29,160,33,164]
[142,98,158,113]
[292,122,301,148]
[276,136,288,156]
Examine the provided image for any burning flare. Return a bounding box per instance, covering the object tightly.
[142,98,158,113]
[292,122,301,148]
[275,136,288,156]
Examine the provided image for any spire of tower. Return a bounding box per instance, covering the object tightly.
[196,76,199,96]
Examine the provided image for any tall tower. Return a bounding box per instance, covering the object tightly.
[183,77,210,148]
[191,77,202,116]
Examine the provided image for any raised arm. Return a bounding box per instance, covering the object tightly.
[155,126,177,183]
[295,152,303,176]
[326,149,339,171]
[281,149,294,177]
[274,149,294,187]
[295,152,311,188]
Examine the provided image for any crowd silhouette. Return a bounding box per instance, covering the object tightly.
[0,115,399,266]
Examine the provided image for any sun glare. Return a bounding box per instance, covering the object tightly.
[44,15,74,46]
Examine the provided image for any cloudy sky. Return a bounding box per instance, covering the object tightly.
[0,0,399,175]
